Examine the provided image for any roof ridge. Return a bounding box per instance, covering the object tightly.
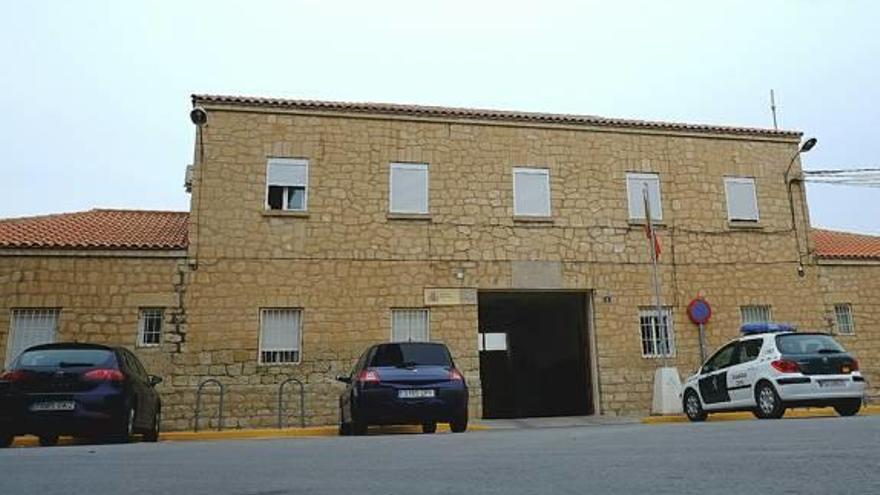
[91,208,189,215]
[191,93,802,138]
[812,227,880,238]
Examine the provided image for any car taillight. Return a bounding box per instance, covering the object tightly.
[82,369,125,382]
[0,370,31,382]
[448,368,464,381]
[843,360,859,373]
[771,359,801,374]
[356,369,380,383]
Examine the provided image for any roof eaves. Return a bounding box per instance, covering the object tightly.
[192,94,803,139]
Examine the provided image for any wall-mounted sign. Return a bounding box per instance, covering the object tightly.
[478,333,508,351]
[424,288,477,306]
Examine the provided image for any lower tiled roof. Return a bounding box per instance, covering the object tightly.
[0,209,189,250]
[812,228,880,260]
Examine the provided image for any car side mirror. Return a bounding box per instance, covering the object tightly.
[336,375,351,384]
[148,375,163,387]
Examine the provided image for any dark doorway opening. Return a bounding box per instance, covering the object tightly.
[478,291,591,419]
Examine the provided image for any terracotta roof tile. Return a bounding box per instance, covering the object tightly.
[812,228,880,260]
[0,209,189,250]
[192,94,802,139]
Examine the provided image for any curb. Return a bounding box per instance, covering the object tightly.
[642,405,880,424]
[9,423,490,448]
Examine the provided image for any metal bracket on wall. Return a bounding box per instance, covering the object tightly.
[194,378,225,432]
[278,377,306,429]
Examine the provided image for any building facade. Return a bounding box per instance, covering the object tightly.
[1,96,876,430]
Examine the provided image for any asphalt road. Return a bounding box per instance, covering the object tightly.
[1,416,878,495]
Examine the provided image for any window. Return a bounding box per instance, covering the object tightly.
[737,339,764,364]
[724,177,759,221]
[389,163,429,214]
[259,309,302,364]
[391,309,429,342]
[834,304,855,335]
[639,308,674,358]
[626,172,662,221]
[6,309,59,366]
[137,308,163,347]
[266,158,309,211]
[513,167,551,217]
[702,342,737,373]
[740,305,772,324]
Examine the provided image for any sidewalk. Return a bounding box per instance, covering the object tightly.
[643,404,880,424]
[9,422,488,448]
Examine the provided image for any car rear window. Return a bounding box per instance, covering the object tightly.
[15,349,117,369]
[775,334,845,355]
[370,343,452,367]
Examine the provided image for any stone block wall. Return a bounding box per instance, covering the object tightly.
[817,262,880,398]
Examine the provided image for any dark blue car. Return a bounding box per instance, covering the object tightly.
[0,343,162,447]
[337,342,468,435]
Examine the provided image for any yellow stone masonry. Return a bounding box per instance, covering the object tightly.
[1,101,875,431]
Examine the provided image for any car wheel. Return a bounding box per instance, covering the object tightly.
[422,422,437,434]
[754,382,785,419]
[0,433,14,448]
[338,408,351,436]
[111,406,137,443]
[143,407,161,442]
[39,434,59,447]
[450,414,468,433]
[833,399,861,417]
[683,389,708,422]
[350,407,367,436]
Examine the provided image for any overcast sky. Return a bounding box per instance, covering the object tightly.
[1,1,878,233]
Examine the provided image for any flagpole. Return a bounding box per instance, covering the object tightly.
[643,187,668,369]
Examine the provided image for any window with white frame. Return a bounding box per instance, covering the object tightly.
[834,303,855,335]
[137,308,164,347]
[724,177,759,221]
[389,163,429,214]
[513,167,551,217]
[6,309,59,366]
[391,309,429,342]
[626,172,662,221]
[266,158,309,211]
[741,305,772,324]
[639,308,675,358]
[259,308,302,364]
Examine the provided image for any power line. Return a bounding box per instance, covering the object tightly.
[804,168,880,187]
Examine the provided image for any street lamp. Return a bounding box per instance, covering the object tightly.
[785,137,818,180]
[785,137,818,277]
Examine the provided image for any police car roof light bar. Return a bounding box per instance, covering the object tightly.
[740,322,797,335]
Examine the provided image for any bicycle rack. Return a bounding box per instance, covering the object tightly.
[277,377,305,429]
[194,378,225,432]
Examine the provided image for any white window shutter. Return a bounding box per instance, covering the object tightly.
[513,168,551,216]
[725,178,759,221]
[261,309,300,351]
[391,309,429,342]
[627,173,662,221]
[267,159,308,187]
[7,309,59,365]
[390,163,429,214]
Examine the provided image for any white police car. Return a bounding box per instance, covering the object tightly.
[682,323,865,421]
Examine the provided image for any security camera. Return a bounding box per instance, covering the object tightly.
[797,264,805,278]
[190,107,208,126]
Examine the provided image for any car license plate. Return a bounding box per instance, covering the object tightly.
[818,379,846,388]
[30,401,75,412]
[398,389,435,399]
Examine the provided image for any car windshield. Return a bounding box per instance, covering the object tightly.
[15,348,117,369]
[370,343,452,367]
[775,334,845,355]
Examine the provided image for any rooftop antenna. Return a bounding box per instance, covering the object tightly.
[770,89,778,130]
